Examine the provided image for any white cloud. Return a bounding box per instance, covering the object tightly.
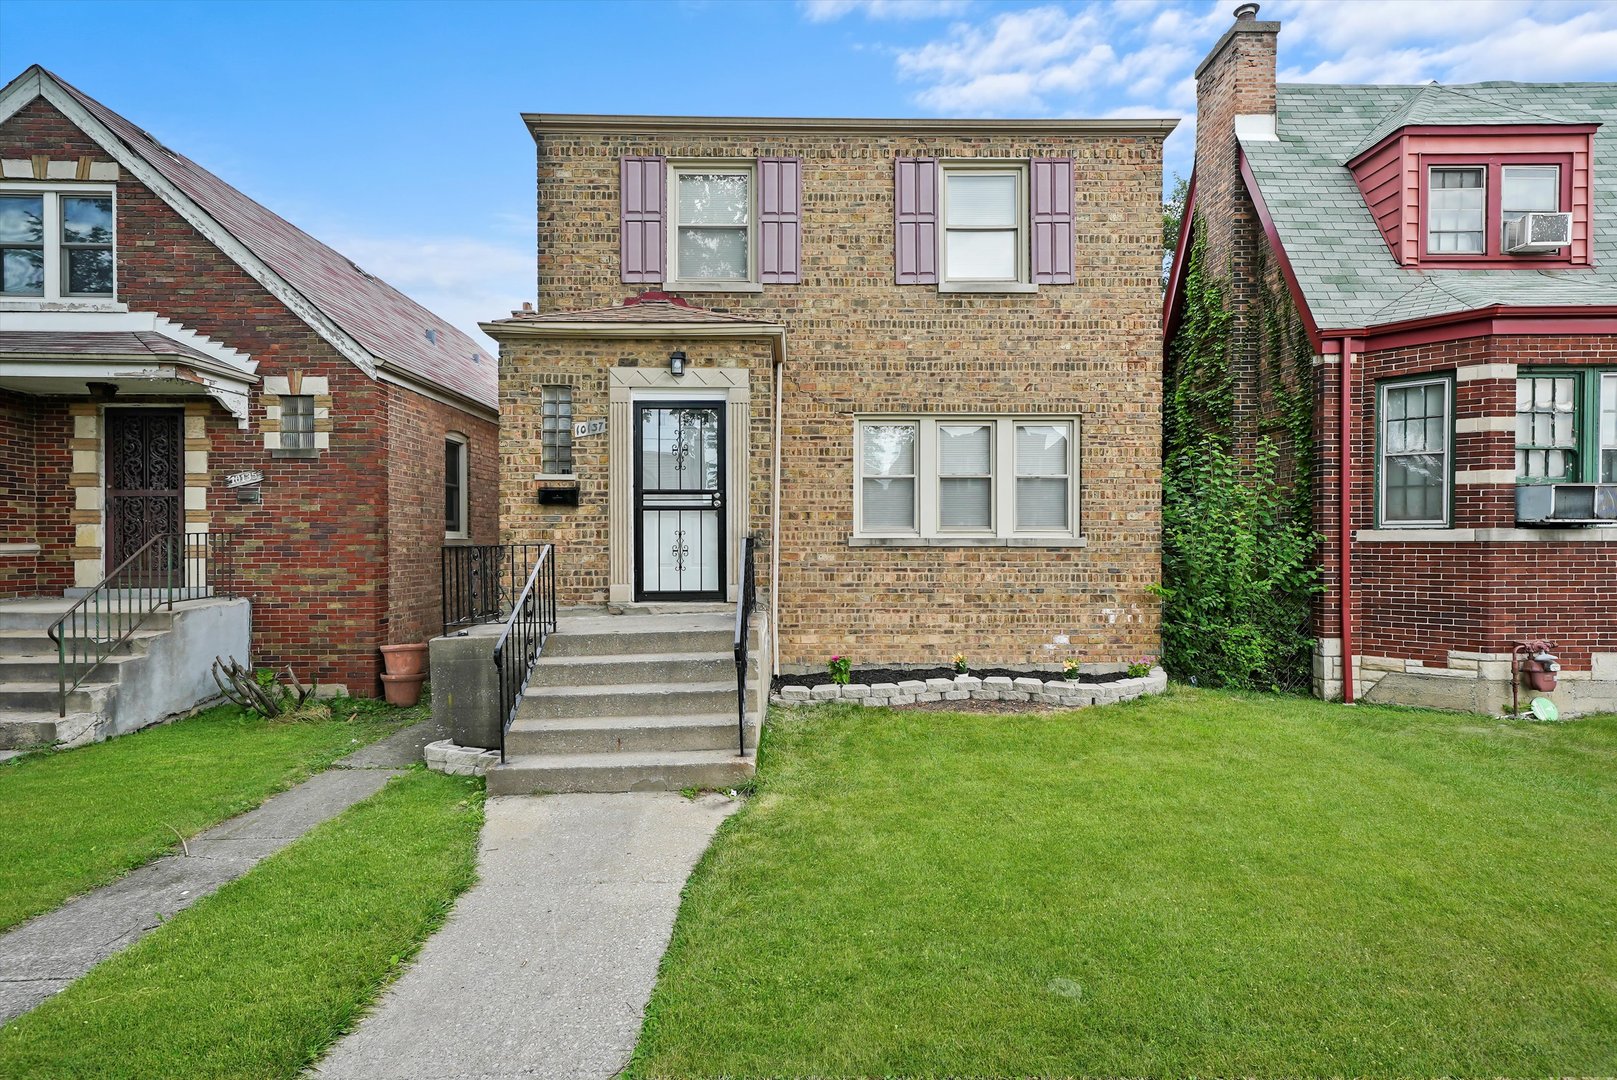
[801,0,970,22]
[330,233,532,351]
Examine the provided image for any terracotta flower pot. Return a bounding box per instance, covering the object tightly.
[380,643,429,677]
[380,671,427,707]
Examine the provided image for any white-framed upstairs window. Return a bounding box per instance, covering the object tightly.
[445,434,470,540]
[666,164,754,288]
[940,164,1028,288]
[1426,167,1485,255]
[1378,376,1452,528]
[0,185,115,300]
[855,416,1078,542]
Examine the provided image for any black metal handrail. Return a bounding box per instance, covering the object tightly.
[47,532,238,717]
[733,535,757,756]
[492,543,557,762]
[442,543,550,634]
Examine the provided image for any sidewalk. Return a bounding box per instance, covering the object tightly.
[0,716,440,1024]
[311,792,739,1080]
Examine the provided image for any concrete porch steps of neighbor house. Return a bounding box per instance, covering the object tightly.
[0,595,250,753]
[486,610,762,796]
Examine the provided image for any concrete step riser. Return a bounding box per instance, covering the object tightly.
[0,612,176,633]
[505,720,756,756]
[0,721,57,751]
[531,655,737,687]
[0,658,130,683]
[523,687,750,720]
[542,630,736,658]
[0,687,107,713]
[0,637,146,658]
[486,757,753,796]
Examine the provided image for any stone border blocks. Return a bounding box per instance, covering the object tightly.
[772,669,1168,709]
[425,738,500,777]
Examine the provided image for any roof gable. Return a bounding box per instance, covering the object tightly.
[0,66,496,414]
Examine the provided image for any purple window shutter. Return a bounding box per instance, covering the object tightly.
[758,157,802,285]
[1030,157,1075,285]
[894,157,938,285]
[620,156,665,284]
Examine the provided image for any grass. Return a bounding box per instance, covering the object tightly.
[0,768,483,1080]
[0,696,419,931]
[630,688,1617,1078]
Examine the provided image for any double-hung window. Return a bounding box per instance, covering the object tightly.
[668,166,752,286]
[1501,165,1560,244]
[856,417,1077,541]
[941,165,1026,286]
[0,188,114,299]
[1427,168,1485,254]
[1515,368,1617,484]
[445,435,469,540]
[1378,377,1452,527]
[1422,159,1570,260]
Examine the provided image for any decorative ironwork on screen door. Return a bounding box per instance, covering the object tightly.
[104,409,183,578]
[634,402,725,600]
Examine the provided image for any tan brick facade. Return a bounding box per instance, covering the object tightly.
[495,117,1171,670]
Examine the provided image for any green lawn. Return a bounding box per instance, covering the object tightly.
[0,698,417,931]
[0,768,483,1080]
[631,689,1617,1078]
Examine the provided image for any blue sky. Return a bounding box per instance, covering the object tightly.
[3,0,1615,345]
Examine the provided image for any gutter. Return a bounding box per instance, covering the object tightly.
[772,337,784,677]
[1337,336,1358,704]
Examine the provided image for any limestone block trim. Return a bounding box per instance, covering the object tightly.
[260,375,332,455]
[1455,363,1518,382]
[773,669,1167,709]
[1455,469,1517,485]
[1456,415,1516,434]
[1356,528,1617,543]
[607,366,752,604]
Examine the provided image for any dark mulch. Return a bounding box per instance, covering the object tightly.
[771,666,1129,691]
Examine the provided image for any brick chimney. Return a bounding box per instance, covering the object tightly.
[1190,3,1281,451]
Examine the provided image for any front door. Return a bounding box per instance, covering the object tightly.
[104,408,183,575]
[634,401,725,601]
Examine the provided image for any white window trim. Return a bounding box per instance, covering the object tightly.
[853,415,1080,544]
[445,433,470,541]
[1378,377,1452,529]
[937,161,1034,293]
[664,161,760,291]
[0,181,116,303]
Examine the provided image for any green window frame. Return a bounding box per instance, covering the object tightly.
[1376,373,1454,528]
[1515,367,1617,484]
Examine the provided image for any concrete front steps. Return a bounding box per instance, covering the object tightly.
[487,610,764,795]
[0,596,249,751]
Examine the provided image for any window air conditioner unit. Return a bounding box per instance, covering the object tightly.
[1503,212,1572,253]
[1516,483,1617,525]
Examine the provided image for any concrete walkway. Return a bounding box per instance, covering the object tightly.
[0,715,441,1024]
[311,792,739,1080]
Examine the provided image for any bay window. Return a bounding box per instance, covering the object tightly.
[856,417,1078,542]
[1378,377,1452,527]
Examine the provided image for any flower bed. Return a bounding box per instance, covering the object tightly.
[773,666,1130,690]
[771,668,1168,710]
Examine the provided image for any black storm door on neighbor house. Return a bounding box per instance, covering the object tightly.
[104,408,183,577]
[634,402,725,601]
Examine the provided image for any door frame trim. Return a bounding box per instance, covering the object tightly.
[607,367,751,604]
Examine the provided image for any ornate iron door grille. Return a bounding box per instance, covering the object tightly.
[104,409,183,583]
[633,402,726,601]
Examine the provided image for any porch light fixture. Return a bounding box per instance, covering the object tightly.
[669,350,687,377]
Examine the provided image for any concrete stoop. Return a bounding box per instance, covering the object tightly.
[486,609,764,796]
[0,596,250,751]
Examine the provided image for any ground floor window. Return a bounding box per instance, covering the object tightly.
[541,385,574,474]
[1515,367,1617,484]
[1377,375,1452,527]
[855,416,1078,540]
[445,434,468,539]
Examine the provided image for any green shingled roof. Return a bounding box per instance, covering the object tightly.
[1240,82,1617,331]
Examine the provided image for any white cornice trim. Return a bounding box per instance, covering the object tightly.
[0,309,257,375]
[1,71,382,383]
[525,113,1179,138]
[374,362,500,423]
[481,320,787,341]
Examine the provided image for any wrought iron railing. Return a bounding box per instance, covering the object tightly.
[733,535,757,756]
[492,543,557,762]
[47,532,238,718]
[442,543,550,634]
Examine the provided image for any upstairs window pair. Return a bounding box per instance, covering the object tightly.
[1427,164,1562,256]
[0,190,114,298]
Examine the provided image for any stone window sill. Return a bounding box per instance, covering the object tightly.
[1356,527,1617,543]
[0,543,41,556]
[665,281,764,294]
[271,448,321,460]
[848,535,1087,549]
[938,281,1039,295]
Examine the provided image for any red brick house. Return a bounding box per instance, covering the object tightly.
[1166,6,1616,715]
[0,65,498,711]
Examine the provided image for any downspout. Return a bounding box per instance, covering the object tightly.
[771,333,784,677]
[1339,336,1356,704]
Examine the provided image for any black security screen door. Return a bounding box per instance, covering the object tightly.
[104,408,183,577]
[634,402,725,601]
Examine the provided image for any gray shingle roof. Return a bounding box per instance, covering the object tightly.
[1240,82,1617,331]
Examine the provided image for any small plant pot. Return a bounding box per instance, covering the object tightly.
[380,671,426,707]
[380,643,429,677]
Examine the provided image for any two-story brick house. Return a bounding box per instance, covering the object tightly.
[1165,6,1617,715]
[485,111,1175,676]
[0,66,498,743]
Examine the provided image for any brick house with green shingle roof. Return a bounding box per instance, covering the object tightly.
[1166,5,1617,716]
